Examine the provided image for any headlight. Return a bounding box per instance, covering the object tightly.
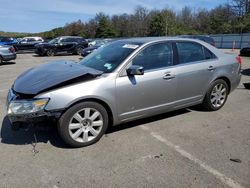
[8,98,49,115]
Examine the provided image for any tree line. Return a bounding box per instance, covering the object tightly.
[1,0,250,39]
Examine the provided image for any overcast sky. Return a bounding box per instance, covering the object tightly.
[0,0,228,33]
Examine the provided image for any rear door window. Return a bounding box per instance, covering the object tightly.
[65,38,74,42]
[176,42,206,64]
[204,47,217,59]
[27,38,36,42]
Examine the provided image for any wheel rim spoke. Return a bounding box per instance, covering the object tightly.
[90,111,100,121]
[211,97,216,103]
[69,123,82,130]
[92,120,103,127]
[89,127,98,136]
[72,128,83,139]
[84,108,90,118]
[73,113,83,122]
[83,131,88,142]
[221,88,226,94]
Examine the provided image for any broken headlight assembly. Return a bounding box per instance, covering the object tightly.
[8,98,49,115]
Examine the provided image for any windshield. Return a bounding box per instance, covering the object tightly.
[49,38,59,44]
[79,41,141,73]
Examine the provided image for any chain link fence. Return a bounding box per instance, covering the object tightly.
[210,33,250,49]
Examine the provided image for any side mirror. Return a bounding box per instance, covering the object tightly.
[126,65,144,76]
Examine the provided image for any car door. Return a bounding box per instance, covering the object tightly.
[173,41,218,107]
[63,38,76,52]
[115,42,178,122]
[24,38,37,50]
[56,38,70,52]
[16,39,28,50]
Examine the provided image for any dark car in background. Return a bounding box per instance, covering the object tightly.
[178,35,215,46]
[240,46,250,56]
[35,36,88,56]
[81,39,113,57]
[0,37,18,46]
[14,37,44,52]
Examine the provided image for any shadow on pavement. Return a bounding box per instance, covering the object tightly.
[107,108,191,134]
[0,62,16,66]
[0,116,69,148]
[1,109,191,148]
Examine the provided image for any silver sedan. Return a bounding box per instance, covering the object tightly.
[0,45,16,64]
[7,37,241,147]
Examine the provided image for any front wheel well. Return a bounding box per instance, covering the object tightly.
[64,98,114,126]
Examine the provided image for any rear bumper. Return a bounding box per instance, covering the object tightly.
[2,53,16,61]
[230,74,241,92]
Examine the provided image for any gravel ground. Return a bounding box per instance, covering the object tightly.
[0,50,249,188]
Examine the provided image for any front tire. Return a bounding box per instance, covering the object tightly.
[202,79,229,111]
[46,49,55,56]
[76,46,83,55]
[58,102,109,147]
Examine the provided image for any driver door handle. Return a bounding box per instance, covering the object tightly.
[163,72,175,80]
[208,66,215,71]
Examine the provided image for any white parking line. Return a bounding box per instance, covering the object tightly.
[140,125,245,188]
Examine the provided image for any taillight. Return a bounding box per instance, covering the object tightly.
[9,47,15,53]
[236,56,242,65]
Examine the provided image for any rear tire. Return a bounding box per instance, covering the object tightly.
[0,56,3,64]
[202,79,229,111]
[58,102,109,147]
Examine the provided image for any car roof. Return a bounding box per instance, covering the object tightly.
[60,36,83,39]
[23,37,42,39]
[117,37,206,44]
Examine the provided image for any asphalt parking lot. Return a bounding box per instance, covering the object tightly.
[0,51,249,188]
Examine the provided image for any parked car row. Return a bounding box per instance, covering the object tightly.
[0,34,249,66]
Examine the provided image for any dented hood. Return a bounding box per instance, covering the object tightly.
[13,60,103,95]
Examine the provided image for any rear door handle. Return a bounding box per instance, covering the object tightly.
[163,73,175,80]
[208,66,215,71]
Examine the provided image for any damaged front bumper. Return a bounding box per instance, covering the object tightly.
[6,89,62,130]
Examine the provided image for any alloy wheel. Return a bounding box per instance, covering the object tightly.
[210,83,227,108]
[68,108,104,143]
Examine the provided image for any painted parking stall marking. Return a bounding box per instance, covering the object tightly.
[140,125,245,188]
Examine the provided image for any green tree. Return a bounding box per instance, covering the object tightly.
[95,13,117,38]
[148,11,165,36]
[210,5,232,33]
